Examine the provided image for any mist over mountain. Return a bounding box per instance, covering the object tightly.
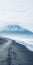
[0,25,33,35]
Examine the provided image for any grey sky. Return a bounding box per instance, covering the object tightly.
[0,0,33,32]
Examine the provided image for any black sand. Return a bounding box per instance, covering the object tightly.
[0,38,33,65]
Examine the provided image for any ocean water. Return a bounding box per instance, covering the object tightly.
[0,33,33,51]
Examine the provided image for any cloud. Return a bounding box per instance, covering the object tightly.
[0,0,33,32]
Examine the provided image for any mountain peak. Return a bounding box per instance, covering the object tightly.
[0,25,33,35]
[7,25,20,29]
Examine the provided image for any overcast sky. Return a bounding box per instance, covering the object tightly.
[0,0,33,32]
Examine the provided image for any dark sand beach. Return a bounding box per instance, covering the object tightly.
[0,37,33,65]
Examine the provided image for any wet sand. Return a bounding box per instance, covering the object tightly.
[0,37,33,65]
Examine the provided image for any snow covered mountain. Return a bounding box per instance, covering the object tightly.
[0,25,33,35]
